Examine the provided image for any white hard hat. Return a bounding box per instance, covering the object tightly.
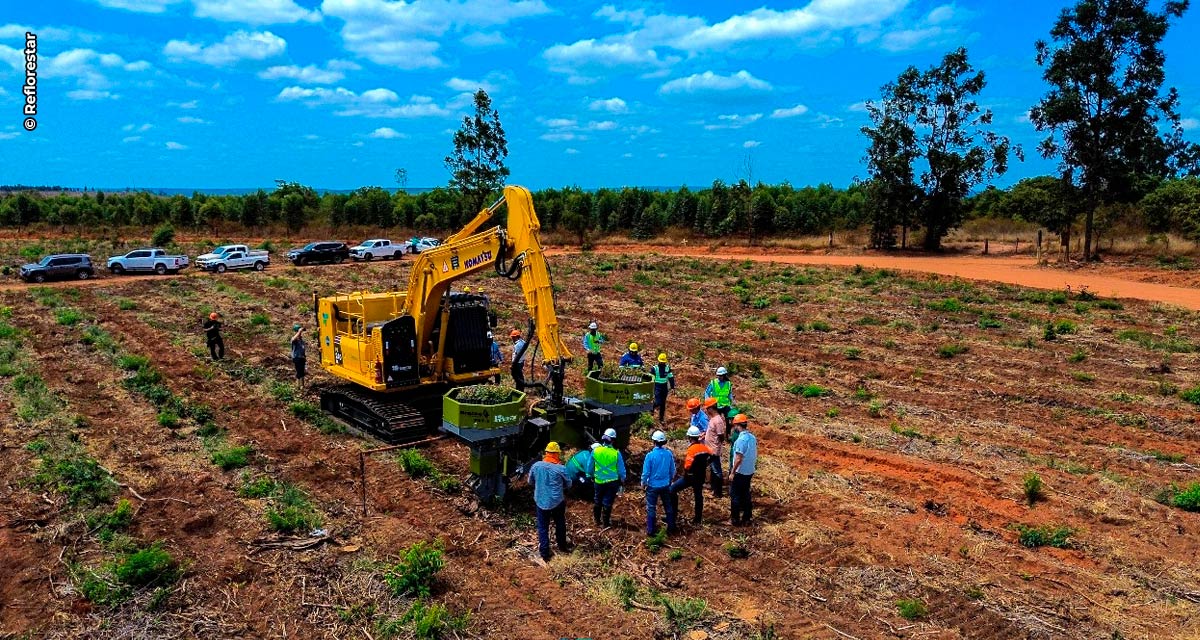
[589,322,598,330]
[651,430,666,443]
[590,442,600,450]
[716,366,728,376]
[602,428,617,440]
[686,426,702,438]
[486,331,493,339]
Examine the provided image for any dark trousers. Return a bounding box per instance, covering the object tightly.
[652,384,670,421]
[586,352,603,371]
[645,486,676,535]
[708,456,724,498]
[717,405,731,422]
[511,361,526,389]
[535,502,567,560]
[207,337,224,360]
[593,481,619,525]
[731,473,753,524]
[670,476,704,524]
[570,476,594,502]
[293,357,306,380]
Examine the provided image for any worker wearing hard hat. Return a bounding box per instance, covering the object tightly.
[510,329,527,390]
[565,443,600,502]
[290,323,307,390]
[726,414,758,526]
[702,398,727,499]
[704,366,735,422]
[670,426,713,525]
[649,353,676,424]
[686,397,709,434]
[618,342,643,367]
[642,430,677,536]
[587,428,626,527]
[582,321,605,371]
[526,441,573,563]
[203,311,224,361]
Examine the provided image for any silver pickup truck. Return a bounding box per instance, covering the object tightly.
[107,248,189,275]
[201,248,270,273]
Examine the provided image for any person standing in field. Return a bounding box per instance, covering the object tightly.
[510,329,527,390]
[290,323,307,389]
[649,353,676,424]
[727,414,757,526]
[687,397,709,433]
[704,366,735,422]
[565,443,599,502]
[583,322,605,371]
[488,331,502,384]
[702,398,726,499]
[642,430,677,536]
[526,441,573,563]
[203,312,224,361]
[669,426,712,525]
[588,428,626,527]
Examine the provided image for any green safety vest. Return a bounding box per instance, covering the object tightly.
[593,446,620,484]
[584,332,601,354]
[652,364,673,384]
[710,379,731,407]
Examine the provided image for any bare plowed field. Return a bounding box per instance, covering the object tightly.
[2,251,1199,640]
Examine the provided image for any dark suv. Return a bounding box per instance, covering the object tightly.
[286,242,349,266]
[19,254,95,282]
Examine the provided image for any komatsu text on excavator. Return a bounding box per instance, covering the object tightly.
[312,186,651,498]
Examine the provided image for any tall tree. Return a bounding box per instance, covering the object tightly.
[444,89,509,221]
[283,194,305,235]
[1031,0,1194,261]
[863,48,1017,250]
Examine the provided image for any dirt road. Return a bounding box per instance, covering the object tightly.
[562,247,1200,311]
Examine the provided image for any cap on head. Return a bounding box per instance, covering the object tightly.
[686,425,702,438]
[650,430,666,443]
[657,353,668,363]
[293,323,301,331]
[732,414,749,425]
[588,322,598,330]
[209,312,219,320]
[703,397,718,409]
[590,442,601,450]
[602,427,617,441]
[629,342,639,352]
[716,366,728,376]
[510,329,522,339]
[686,398,701,410]
[544,441,561,454]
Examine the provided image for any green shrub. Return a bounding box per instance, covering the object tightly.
[116,354,151,371]
[269,381,295,403]
[1013,524,1074,548]
[1068,349,1087,363]
[1071,371,1095,382]
[266,483,322,533]
[383,541,445,598]
[867,400,884,418]
[157,411,180,429]
[937,343,967,358]
[656,594,709,632]
[114,543,180,587]
[645,528,668,553]
[928,298,964,312]
[787,383,828,398]
[238,473,276,498]
[454,384,517,404]
[289,401,343,434]
[1172,482,1200,512]
[844,347,862,360]
[210,444,252,470]
[808,320,832,332]
[668,549,684,561]
[1023,472,1045,506]
[151,223,175,247]
[88,498,134,535]
[1180,386,1200,406]
[55,309,84,326]
[117,299,138,311]
[896,598,928,621]
[399,600,469,640]
[724,535,749,559]
[249,313,270,327]
[978,315,1003,329]
[33,450,117,507]
[397,449,436,478]
[1097,299,1123,310]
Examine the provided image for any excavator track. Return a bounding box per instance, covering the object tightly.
[320,384,435,444]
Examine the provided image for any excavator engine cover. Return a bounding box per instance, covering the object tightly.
[444,293,492,374]
[381,315,419,389]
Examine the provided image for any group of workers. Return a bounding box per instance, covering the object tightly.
[525,365,759,563]
[201,312,309,389]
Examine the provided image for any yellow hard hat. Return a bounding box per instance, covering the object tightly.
[629,342,639,352]
[657,353,668,363]
[544,441,561,453]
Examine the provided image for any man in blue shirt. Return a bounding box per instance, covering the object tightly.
[527,441,572,562]
[582,322,605,371]
[618,342,643,367]
[488,331,502,383]
[726,415,758,526]
[641,430,677,536]
[510,329,527,389]
[687,397,709,433]
[565,443,599,501]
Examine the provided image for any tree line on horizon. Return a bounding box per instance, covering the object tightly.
[2,0,1197,258]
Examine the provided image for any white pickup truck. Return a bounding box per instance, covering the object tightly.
[107,248,189,275]
[195,244,269,272]
[349,238,404,261]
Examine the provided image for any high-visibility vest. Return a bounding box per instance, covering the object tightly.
[709,379,731,407]
[593,446,620,484]
[652,364,673,384]
[583,332,601,354]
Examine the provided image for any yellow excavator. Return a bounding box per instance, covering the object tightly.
[312,185,647,497]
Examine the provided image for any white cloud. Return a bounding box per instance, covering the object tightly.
[848,101,869,113]
[0,131,19,140]
[122,123,153,132]
[445,76,499,93]
[276,85,449,118]
[42,49,152,91]
[177,116,211,124]
[657,153,667,158]
[1180,118,1199,131]
[94,0,182,12]
[588,120,618,131]
[815,113,845,128]
[565,147,580,154]
[594,5,647,25]
[368,126,406,138]
[622,152,633,158]
[676,0,907,50]
[879,4,966,52]
[743,140,762,148]
[165,141,188,150]
[544,118,576,129]
[259,60,357,84]
[321,0,550,68]
[68,89,119,100]
[704,113,763,130]
[193,0,321,24]
[303,133,320,140]
[770,103,809,119]
[121,135,142,143]
[170,100,199,109]
[544,39,678,83]
[588,97,628,113]
[540,131,582,142]
[164,30,286,66]
[461,31,506,47]
[0,24,100,44]
[659,70,771,96]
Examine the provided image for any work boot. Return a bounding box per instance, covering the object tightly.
[592,504,602,526]
[601,507,612,527]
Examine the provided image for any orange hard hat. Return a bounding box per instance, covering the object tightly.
[686,398,701,410]
[703,397,718,409]
[732,414,749,424]
[510,329,522,338]
[209,312,219,320]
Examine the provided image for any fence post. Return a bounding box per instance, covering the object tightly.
[1036,230,1042,262]
[983,239,989,255]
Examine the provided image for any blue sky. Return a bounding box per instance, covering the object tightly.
[0,0,1198,190]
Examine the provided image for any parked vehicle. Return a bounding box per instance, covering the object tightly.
[202,249,270,273]
[107,248,189,275]
[286,242,349,266]
[195,244,269,271]
[350,239,404,261]
[406,237,441,254]
[19,254,95,282]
